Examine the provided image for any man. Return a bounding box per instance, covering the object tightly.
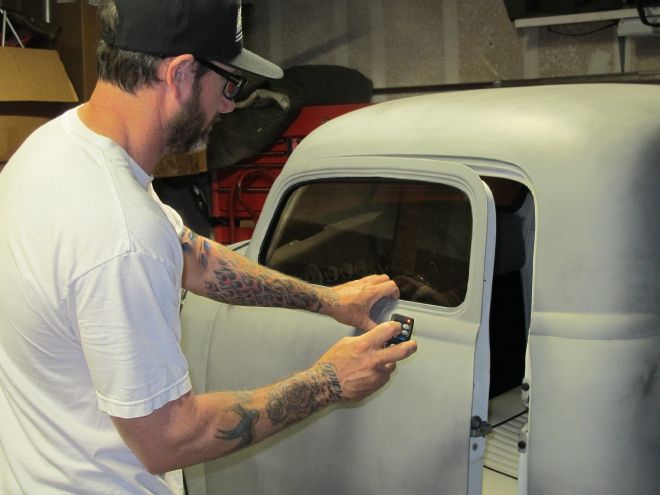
[0,1,416,493]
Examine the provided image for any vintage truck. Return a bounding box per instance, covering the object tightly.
[179,84,659,495]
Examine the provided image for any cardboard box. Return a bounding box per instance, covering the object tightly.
[154,151,208,178]
[0,47,78,162]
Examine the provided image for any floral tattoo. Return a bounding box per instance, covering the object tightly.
[266,363,344,426]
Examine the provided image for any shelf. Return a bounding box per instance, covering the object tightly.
[514,7,659,28]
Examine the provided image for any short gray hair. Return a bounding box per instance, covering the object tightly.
[96,0,208,93]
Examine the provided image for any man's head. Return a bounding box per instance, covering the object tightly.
[95,0,282,154]
[96,0,282,92]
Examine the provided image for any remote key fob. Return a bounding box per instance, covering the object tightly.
[386,313,414,346]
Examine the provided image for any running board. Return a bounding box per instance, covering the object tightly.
[484,388,528,479]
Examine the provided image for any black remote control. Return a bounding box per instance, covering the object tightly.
[386,313,414,346]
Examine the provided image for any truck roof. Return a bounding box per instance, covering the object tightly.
[284,84,660,333]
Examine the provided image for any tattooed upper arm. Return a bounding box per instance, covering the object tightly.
[180,227,213,292]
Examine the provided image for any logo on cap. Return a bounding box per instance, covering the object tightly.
[236,5,243,43]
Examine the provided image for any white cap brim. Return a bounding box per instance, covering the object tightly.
[225,48,283,79]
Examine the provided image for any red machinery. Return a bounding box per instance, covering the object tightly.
[211,104,369,244]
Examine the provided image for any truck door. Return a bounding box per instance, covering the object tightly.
[181,157,496,495]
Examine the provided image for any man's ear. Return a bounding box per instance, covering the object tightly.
[162,54,198,102]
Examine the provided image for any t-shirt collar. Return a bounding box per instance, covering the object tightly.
[68,107,154,189]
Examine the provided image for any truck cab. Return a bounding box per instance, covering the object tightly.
[180,84,660,495]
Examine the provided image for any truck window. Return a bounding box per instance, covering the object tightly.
[262,180,473,307]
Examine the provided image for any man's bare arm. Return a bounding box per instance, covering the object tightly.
[180,227,399,330]
[180,226,330,310]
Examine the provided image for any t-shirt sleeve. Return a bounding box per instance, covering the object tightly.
[69,253,191,418]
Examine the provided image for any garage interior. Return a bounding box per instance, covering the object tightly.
[3,1,659,241]
[1,1,659,494]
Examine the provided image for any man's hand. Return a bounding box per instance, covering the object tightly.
[315,320,417,402]
[318,274,400,332]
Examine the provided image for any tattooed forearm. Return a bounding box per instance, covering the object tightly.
[181,228,338,311]
[266,363,344,426]
[216,403,260,451]
[213,369,342,452]
[203,253,327,311]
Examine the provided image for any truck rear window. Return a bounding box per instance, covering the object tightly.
[262,179,473,307]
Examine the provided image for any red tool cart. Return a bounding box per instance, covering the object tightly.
[211,103,369,244]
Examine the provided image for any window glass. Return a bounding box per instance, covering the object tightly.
[263,180,472,307]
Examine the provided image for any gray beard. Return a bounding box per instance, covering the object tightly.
[164,88,214,154]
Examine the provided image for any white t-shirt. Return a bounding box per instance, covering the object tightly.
[0,108,191,494]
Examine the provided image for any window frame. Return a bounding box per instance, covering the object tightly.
[259,176,475,309]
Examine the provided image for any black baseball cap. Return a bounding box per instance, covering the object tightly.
[100,0,283,79]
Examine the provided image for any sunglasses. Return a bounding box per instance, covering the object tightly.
[195,58,247,100]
